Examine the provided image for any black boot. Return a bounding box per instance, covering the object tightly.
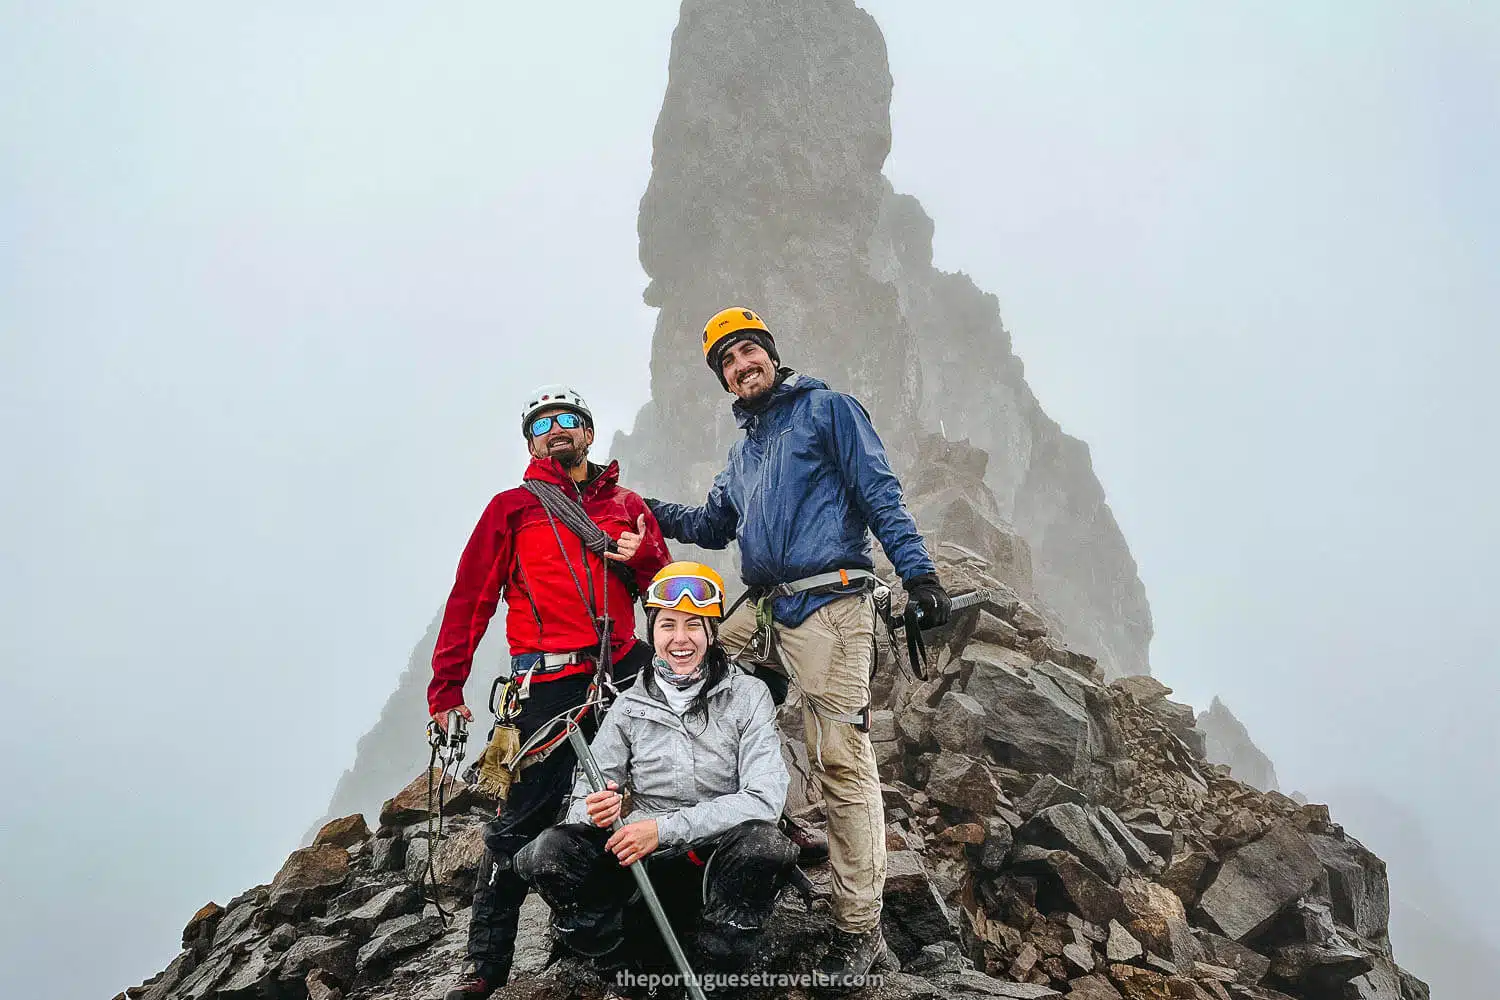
[814,926,888,995]
[444,960,509,999]
[696,899,770,971]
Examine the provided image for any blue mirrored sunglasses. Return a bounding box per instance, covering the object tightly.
[529,412,585,437]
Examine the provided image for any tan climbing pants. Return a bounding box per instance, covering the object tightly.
[720,591,886,934]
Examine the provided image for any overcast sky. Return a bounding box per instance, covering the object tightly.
[2,3,1495,997]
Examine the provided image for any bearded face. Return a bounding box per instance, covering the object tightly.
[720,339,777,404]
[528,407,593,469]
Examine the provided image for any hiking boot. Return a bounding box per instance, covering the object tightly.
[444,960,509,999]
[781,814,830,867]
[814,926,888,995]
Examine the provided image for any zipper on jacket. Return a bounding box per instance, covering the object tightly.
[513,556,545,638]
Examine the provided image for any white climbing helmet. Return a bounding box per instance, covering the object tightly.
[519,384,594,439]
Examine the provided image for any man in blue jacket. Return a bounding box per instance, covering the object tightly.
[647,307,951,992]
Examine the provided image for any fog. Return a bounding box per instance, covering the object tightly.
[1,3,1495,997]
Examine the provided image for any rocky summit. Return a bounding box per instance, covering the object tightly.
[121,4,1433,999]
[119,440,1425,1000]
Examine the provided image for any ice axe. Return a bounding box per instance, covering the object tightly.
[565,724,709,1000]
[876,586,1000,681]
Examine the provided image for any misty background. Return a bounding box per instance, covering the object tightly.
[2,2,1495,997]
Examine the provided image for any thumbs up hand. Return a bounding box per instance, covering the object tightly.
[606,513,648,563]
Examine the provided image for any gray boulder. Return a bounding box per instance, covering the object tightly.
[1017,804,1127,884]
[926,752,1006,816]
[1110,675,1171,705]
[1264,900,1374,994]
[169,948,237,1000]
[320,883,419,939]
[1016,774,1088,818]
[978,819,1014,872]
[1105,920,1142,963]
[355,911,444,970]
[1095,806,1166,875]
[1308,830,1391,945]
[1038,851,1127,926]
[930,690,988,756]
[403,836,431,886]
[1197,820,1323,941]
[212,941,280,1000]
[1122,821,1176,866]
[882,850,958,962]
[278,934,356,989]
[1198,931,1273,985]
[963,643,1092,778]
[371,833,406,873]
[1144,698,1207,758]
[898,701,937,749]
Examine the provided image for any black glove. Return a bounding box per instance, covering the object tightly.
[643,497,661,515]
[904,573,951,627]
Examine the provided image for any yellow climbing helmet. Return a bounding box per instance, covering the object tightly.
[702,307,779,389]
[644,561,727,618]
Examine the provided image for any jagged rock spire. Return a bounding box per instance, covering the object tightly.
[614,0,1151,677]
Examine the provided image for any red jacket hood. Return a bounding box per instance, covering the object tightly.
[522,456,620,495]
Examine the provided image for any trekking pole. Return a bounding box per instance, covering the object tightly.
[565,724,709,1000]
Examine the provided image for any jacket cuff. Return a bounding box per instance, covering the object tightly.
[428,683,463,717]
[655,812,688,847]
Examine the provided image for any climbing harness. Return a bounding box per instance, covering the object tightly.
[770,567,876,597]
[723,570,880,768]
[727,568,877,666]
[467,666,608,803]
[423,709,470,923]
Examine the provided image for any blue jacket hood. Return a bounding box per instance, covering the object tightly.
[732,370,827,430]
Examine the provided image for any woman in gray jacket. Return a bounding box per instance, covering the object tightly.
[515,562,799,973]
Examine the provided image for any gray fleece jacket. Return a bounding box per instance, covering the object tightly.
[564,662,789,847]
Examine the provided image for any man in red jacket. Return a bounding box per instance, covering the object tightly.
[431,384,671,999]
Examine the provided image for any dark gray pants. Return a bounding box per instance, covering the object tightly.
[515,818,798,971]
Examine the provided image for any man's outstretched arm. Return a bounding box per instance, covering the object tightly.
[647,465,739,549]
[825,393,952,623]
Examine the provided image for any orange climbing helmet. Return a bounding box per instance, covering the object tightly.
[702,307,779,389]
[643,561,727,619]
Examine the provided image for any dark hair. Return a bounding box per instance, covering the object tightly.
[685,645,730,732]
